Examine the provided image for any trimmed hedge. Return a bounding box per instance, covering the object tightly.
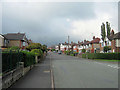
[2,51,36,73]
[2,51,23,73]
[21,51,35,67]
[82,53,120,60]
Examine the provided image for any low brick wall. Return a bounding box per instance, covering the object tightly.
[2,67,23,89]
[2,62,35,89]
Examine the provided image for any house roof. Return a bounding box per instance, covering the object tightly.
[0,34,4,38]
[3,33,26,40]
[113,32,120,39]
[91,38,100,44]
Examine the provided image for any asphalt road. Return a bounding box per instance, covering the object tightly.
[51,52,118,88]
[9,52,118,89]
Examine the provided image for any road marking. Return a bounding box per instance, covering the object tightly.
[50,53,55,90]
[43,70,50,73]
[93,61,119,69]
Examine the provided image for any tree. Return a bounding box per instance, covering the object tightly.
[26,43,42,51]
[106,22,111,38]
[31,49,43,57]
[41,45,47,53]
[101,23,106,42]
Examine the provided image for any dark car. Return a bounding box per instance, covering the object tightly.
[58,51,62,54]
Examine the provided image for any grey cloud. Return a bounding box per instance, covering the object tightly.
[2,2,116,46]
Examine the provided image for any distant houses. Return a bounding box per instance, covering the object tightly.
[0,32,31,50]
[55,30,120,53]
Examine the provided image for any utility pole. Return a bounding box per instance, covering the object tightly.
[68,35,69,50]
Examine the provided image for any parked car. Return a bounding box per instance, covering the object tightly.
[53,51,56,53]
[58,51,62,54]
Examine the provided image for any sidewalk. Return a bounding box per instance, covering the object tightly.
[9,54,52,88]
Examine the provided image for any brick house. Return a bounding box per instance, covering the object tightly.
[3,33,29,49]
[0,34,5,49]
[110,32,120,52]
[89,36,101,53]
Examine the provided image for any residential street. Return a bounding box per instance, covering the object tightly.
[51,52,118,88]
[10,52,118,88]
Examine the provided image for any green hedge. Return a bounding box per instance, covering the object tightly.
[2,51,23,73]
[2,51,36,73]
[82,53,120,60]
[20,51,36,67]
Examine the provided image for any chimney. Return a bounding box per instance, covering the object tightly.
[111,29,114,36]
[93,36,95,40]
[84,40,86,42]
[71,41,73,44]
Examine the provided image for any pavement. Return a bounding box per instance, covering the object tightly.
[9,55,52,89]
[8,52,119,89]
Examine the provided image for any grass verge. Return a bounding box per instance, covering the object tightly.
[95,59,120,62]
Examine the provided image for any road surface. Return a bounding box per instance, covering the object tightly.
[51,52,118,88]
[10,52,118,88]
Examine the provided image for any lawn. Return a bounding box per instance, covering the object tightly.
[95,59,120,62]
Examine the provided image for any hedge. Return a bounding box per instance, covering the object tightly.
[82,53,120,60]
[2,51,23,73]
[21,51,36,67]
[2,51,36,73]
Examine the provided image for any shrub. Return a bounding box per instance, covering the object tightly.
[104,46,111,52]
[82,49,86,53]
[82,53,120,60]
[73,52,78,56]
[82,54,86,58]
[31,49,43,57]
[64,50,71,55]
[2,51,36,73]
[2,51,23,73]
[21,51,36,67]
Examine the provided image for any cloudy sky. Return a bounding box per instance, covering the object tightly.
[1,0,118,46]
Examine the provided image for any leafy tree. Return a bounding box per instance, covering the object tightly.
[26,43,42,51]
[104,46,111,52]
[31,49,43,57]
[101,23,106,42]
[41,45,47,53]
[106,22,111,38]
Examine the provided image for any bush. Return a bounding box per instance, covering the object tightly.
[82,54,87,58]
[64,50,71,55]
[82,49,86,53]
[31,49,43,57]
[104,46,111,52]
[21,51,36,67]
[82,53,120,60]
[2,51,23,73]
[73,52,78,56]
[2,51,36,73]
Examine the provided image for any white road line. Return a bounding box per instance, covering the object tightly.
[93,61,119,69]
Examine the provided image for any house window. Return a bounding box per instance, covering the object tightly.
[102,42,104,47]
[23,42,26,46]
[116,39,120,47]
[109,42,111,46]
